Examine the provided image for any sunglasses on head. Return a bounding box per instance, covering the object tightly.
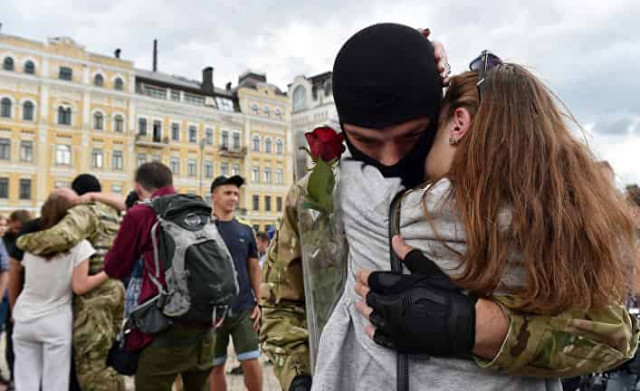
[469,50,503,100]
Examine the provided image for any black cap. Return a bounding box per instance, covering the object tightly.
[210,175,245,193]
[71,174,102,196]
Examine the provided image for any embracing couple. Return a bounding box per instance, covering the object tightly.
[261,23,639,391]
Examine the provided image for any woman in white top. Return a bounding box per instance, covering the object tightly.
[13,190,109,391]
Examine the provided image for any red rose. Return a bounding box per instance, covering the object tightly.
[305,127,346,162]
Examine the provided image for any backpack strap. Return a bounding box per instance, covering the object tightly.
[149,221,166,295]
[389,190,409,391]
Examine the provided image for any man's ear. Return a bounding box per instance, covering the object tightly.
[450,107,472,144]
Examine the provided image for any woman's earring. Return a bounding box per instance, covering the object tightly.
[448,136,459,145]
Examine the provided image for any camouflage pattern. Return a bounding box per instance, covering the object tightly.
[261,181,640,391]
[18,202,126,391]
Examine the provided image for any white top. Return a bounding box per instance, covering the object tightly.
[14,240,95,322]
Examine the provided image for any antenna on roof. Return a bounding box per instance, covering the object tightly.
[153,39,158,72]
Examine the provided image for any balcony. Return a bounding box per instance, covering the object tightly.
[219,145,247,158]
[135,134,169,148]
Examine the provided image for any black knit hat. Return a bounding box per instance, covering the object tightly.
[332,23,442,129]
[71,174,101,196]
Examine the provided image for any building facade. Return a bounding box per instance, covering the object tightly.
[288,72,337,180]
[0,33,292,232]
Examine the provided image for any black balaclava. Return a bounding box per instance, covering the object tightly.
[71,174,102,196]
[332,23,442,187]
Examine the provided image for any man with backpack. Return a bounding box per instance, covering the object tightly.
[104,162,237,391]
[209,175,263,391]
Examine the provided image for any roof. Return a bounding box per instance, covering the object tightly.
[135,68,235,98]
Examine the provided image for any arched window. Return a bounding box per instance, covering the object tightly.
[94,74,104,87]
[23,102,34,121]
[93,112,104,130]
[114,115,124,133]
[252,135,260,152]
[58,106,72,125]
[293,85,306,111]
[265,138,272,153]
[114,78,124,91]
[2,57,14,71]
[1,98,11,118]
[276,139,283,155]
[24,61,35,75]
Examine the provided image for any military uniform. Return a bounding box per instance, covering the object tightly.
[18,202,125,391]
[260,181,640,391]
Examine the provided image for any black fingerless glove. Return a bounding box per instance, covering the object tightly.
[289,375,312,391]
[366,250,477,357]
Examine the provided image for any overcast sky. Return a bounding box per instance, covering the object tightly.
[3,0,639,185]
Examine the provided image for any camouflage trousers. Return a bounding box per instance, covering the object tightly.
[73,279,126,391]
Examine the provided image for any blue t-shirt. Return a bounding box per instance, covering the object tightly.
[216,218,258,313]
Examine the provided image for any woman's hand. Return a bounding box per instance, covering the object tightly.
[419,28,451,86]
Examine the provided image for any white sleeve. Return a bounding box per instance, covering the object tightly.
[72,240,96,268]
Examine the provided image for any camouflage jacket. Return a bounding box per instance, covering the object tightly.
[17,202,121,274]
[260,182,640,391]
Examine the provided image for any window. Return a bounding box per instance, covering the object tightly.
[137,153,147,167]
[58,106,72,125]
[216,98,234,112]
[277,196,283,212]
[205,161,213,178]
[232,164,240,176]
[56,144,71,165]
[114,78,124,91]
[221,131,229,149]
[188,159,196,177]
[152,154,161,162]
[251,103,258,115]
[252,224,260,232]
[232,132,240,150]
[264,168,272,183]
[112,151,123,170]
[23,101,34,121]
[252,135,260,152]
[0,139,10,160]
[293,85,306,111]
[276,139,283,155]
[138,118,147,136]
[1,98,11,118]
[252,167,260,183]
[19,179,31,200]
[221,163,229,176]
[265,196,272,212]
[24,61,35,75]
[3,57,14,71]
[275,109,282,121]
[170,158,180,175]
[189,126,197,143]
[252,195,259,211]
[59,66,72,81]
[143,85,166,99]
[94,74,104,87]
[153,120,162,142]
[170,90,180,101]
[263,106,270,117]
[265,138,272,153]
[112,184,123,194]
[171,123,180,141]
[0,178,7,198]
[20,141,33,163]
[114,115,124,133]
[205,128,213,145]
[92,149,103,168]
[184,93,205,106]
[276,169,283,184]
[93,112,104,130]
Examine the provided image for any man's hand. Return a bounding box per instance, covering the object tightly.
[419,28,451,86]
[251,304,261,332]
[75,192,95,205]
[354,235,476,356]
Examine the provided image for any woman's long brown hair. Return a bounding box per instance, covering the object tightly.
[431,66,637,314]
[40,193,73,231]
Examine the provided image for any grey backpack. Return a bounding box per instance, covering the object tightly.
[142,194,239,326]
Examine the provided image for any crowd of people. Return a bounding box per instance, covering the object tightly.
[0,22,639,391]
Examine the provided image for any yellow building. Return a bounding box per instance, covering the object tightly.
[0,33,293,232]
